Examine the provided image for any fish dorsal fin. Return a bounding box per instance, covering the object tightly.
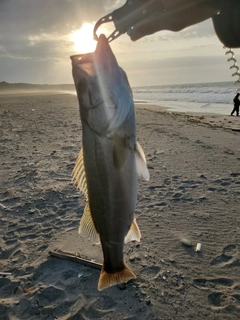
[78,202,100,244]
[135,142,150,181]
[72,148,88,199]
[124,218,141,244]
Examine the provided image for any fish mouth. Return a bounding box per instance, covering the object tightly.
[70,34,111,63]
[70,53,85,61]
[70,34,113,78]
[70,52,94,78]
[70,53,93,65]
[70,34,108,64]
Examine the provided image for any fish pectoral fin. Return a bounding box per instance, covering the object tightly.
[98,263,136,291]
[72,148,88,198]
[124,218,141,244]
[135,142,150,180]
[78,202,100,244]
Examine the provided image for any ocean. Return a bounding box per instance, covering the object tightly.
[69,81,240,116]
[132,81,240,115]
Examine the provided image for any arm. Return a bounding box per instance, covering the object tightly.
[127,0,221,40]
[121,0,240,48]
[98,0,240,48]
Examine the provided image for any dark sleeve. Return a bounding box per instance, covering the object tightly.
[212,0,240,48]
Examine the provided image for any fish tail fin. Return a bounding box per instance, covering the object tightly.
[98,263,136,291]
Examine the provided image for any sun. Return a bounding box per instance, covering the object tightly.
[70,23,98,54]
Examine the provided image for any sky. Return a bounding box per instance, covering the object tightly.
[0,0,240,87]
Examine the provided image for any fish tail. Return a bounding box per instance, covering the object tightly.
[98,263,136,291]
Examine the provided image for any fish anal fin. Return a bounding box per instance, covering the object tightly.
[98,263,136,291]
[124,218,141,244]
[135,142,150,181]
[72,148,88,198]
[78,202,100,244]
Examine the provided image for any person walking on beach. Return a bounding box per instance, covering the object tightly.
[231,93,240,116]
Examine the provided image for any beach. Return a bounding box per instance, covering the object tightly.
[1,92,240,320]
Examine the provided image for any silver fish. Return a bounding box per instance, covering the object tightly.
[70,34,149,291]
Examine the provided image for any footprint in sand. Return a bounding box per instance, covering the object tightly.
[210,244,239,267]
[193,277,240,308]
[208,291,240,308]
[193,278,234,289]
[193,244,240,311]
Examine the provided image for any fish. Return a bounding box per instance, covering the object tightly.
[70,34,149,291]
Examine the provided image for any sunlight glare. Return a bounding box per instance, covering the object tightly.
[70,23,97,54]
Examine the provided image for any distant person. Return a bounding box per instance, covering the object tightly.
[231,93,240,116]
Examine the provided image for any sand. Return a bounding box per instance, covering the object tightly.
[1,92,240,320]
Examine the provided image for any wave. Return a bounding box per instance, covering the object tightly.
[132,81,239,106]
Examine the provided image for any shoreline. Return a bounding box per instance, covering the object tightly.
[135,102,240,131]
[1,90,239,130]
[1,89,236,118]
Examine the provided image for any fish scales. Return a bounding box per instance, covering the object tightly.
[71,34,149,291]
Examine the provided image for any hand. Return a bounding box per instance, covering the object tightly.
[129,0,221,41]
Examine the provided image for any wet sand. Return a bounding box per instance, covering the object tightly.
[1,93,240,319]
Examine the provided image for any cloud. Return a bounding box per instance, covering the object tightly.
[0,0,114,34]
[0,0,125,83]
[125,53,231,75]
[0,1,229,85]
[148,18,216,43]
[119,53,231,86]
[0,0,121,58]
